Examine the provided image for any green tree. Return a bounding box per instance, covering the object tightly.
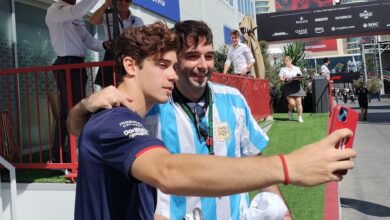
[258,41,280,86]
[367,77,383,93]
[282,42,306,71]
[214,45,231,73]
[335,63,344,73]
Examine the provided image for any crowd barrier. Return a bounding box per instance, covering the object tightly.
[210,73,271,120]
[0,62,271,180]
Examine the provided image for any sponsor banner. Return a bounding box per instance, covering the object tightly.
[133,0,180,22]
[276,0,333,12]
[257,0,390,42]
[305,39,337,52]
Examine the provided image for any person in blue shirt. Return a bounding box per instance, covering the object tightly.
[71,21,356,220]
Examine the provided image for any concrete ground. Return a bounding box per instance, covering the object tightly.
[339,98,390,220]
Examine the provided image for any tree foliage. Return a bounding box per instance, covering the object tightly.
[282,42,307,71]
[214,45,230,73]
[367,77,383,93]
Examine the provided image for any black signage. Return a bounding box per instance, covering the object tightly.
[256,1,390,42]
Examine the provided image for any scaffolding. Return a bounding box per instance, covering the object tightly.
[361,41,390,94]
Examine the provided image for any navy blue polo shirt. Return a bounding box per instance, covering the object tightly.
[75,107,165,220]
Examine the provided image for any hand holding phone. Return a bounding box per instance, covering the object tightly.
[328,106,358,175]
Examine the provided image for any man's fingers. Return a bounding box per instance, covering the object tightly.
[103,103,113,109]
[328,128,353,145]
[332,159,355,173]
[334,148,357,161]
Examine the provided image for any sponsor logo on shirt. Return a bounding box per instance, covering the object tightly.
[123,127,149,138]
[120,120,150,138]
[119,120,143,128]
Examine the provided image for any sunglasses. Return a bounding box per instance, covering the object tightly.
[193,104,209,141]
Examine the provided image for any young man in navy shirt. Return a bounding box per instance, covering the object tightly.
[73,22,357,220]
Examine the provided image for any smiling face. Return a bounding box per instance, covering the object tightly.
[137,51,178,104]
[231,34,240,47]
[175,36,214,100]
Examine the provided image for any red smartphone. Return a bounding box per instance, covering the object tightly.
[328,106,358,175]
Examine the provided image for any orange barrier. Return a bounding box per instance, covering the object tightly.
[0,63,271,180]
[211,73,271,120]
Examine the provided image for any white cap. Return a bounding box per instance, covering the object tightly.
[244,192,288,220]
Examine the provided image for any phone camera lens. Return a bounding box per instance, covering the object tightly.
[338,108,348,122]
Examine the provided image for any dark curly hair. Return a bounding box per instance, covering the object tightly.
[173,20,213,52]
[114,22,179,82]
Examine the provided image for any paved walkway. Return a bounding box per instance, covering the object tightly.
[339,98,390,220]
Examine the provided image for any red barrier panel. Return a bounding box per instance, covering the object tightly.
[0,64,271,180]
[211,73,271,120]
[0,61,115,181]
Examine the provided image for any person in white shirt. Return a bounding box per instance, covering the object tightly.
[45,0,110,163]
[279,56,306,123]
[223,30,255,76]
[320,57,331,81]
[90,0,144,87]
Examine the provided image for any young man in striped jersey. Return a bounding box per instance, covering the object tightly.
[146,20,289,220]
[68,21,356,220]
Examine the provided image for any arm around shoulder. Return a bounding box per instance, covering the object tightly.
[67,99,91,137]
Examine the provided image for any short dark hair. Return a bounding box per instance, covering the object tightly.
[173,20,213,52]
[230,30,240,37]
[323,58,330,64]
[114,22,179,82]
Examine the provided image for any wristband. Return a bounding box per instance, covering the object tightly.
[278,154,290,185]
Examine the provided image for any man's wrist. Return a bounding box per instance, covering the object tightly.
[80,99,92,115]
[278,154,290,185]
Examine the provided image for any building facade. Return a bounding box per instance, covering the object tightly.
[0,0,257,72]
[254,0,275,14]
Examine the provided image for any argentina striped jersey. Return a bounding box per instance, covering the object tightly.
[145,82,269,220]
